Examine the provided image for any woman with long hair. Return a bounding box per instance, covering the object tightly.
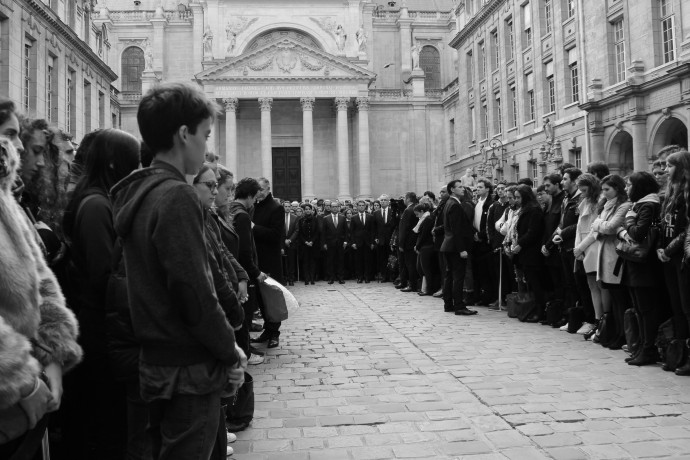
[573,173,601,336]
[658,150,690,375]
[511,185,545,321]
[299,203,320,285]
[414,202,439,295]
[592,174,631,349]
[61,128,140,459]
[618,171,665,365]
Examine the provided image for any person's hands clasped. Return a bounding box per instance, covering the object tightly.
[43,362,63,412]
[238,280,249,303]
[657,248,671,263]
[541,245,550,257]
[227,345,248,387]
[257,272,268,283]
[19,377,53,429]
[459,251,468,259]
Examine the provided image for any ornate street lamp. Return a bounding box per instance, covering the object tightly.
[479,137,506,171]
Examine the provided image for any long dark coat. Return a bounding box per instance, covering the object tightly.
[252,192,285,284]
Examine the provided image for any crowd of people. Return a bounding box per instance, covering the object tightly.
[1,79,690,460]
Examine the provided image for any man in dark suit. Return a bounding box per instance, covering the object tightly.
[282,201,300,286]
[352,200,375,283]
[441,180,478,316]
[397,192,420,292]
[432,187,449,297]
[471,178,494,305]
[251,178,285,347]
[322,200,346,284]
[373,195,397,282]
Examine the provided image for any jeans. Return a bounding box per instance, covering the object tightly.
[560,250,579,313]
[148,390,222,460]
[443,252,468,309]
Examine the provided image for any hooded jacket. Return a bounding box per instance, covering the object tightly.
[110,160,238,373]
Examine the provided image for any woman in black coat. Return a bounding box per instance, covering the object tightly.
[618,171,665,365]
[414,203,439,295]
[298,203,320,285]
[511,185,546,321]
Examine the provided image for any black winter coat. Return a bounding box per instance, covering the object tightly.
[622,199,662,287]
[514,205,545,267]
[252,192,285,283]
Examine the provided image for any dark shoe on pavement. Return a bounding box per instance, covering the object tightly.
[268,337,279,348]
[328,280,334,285]
[432,290,444,298]
[250,332,270,344]
[225,421,250,433]
[249,346,265,356]
[675,361,690,376]
[250,322,264,332]
[311,281,315,285]
[418,291,430,296]
[400,287,414,292]
[628,348,659,366]
[339,280,345,284]
[443,306,457,313]
[455,308,478,316]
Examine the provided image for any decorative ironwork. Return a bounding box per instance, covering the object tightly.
[479,137,506,170]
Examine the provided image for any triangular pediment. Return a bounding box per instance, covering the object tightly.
[196,37,376,84]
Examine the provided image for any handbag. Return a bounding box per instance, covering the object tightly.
[257,278,293,323]
[567,305,585,334]
[615,221,660,263]
[387,254,399,272]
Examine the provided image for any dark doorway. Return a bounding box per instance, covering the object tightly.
[272,147,302,202]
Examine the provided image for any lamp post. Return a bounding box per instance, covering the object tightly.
[479,137,506,178]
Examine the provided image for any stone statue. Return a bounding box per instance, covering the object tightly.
[226,23,237,54]
[356,24,367,53]
[334,25,347,52]
[411,41,422,70]
[543,117,554,144]
[144,39,153,71]
[460,168,475,187]
[203,25,213,57]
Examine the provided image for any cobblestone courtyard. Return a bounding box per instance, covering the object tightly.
[238,283,690,460]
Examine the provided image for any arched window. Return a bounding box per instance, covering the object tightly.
[420,46,441,90]
[121,47,145,93]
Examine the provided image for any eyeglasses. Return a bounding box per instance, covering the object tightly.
[202,181,218,191]
[653,171,666,177]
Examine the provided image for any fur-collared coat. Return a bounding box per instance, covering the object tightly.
[0,138,82,419]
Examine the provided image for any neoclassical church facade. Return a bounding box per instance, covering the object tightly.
[102,0,458,201]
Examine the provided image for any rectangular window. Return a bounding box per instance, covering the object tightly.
[545,61,555,113]
[570,62,579,103]
[510,86,518,127]
[566,0,575,18]
[480,103,489,141]
[449,118,456,154]
[573,148,582,169]
[613,19,626,82]
[522,2,532,49]
[46,55,55,122]
[526,72,535,121]
[470,106,476,143]
[479,41,486,78]
[491,30,500,70]
[66,70,75,134]
[506,19,515,60]
[23,43,31,111]
[467,50,474,86]
[532,161,539,185]
[494,96,502,134]
[544,0,552,34]
[660,1,675,63]
[513,165,520,181]
[98,91,105,128]
[83,80,92,134]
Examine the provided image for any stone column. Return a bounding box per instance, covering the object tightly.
[189,2,204,73]
[223,98,238,175]
[398,14,413,75]
[356,97,371,199]
[300,97,316,200]
[335,97,351,201]
[631,117,649,171]
[258,97,273,180]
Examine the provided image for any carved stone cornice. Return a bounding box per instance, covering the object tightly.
[334,97,350,111]
[356,97,370,111]
[258,97,273,112]
[300,97,315,111]
[449,0,506,49]
[223,98,239,112]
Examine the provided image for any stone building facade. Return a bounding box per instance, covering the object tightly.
[104,0,458,201]
[448,0,690,183]
[0,0,119,141]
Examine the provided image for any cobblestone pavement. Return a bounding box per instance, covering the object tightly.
[236,282,690,460]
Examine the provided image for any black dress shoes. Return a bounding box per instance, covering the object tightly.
[250,332,270,343]
[395,284,408,290]
[268,337,279,348]
[400,287,414,292]
[455,308,478,316]
[418,291,429,296]
[338,280,345,284]
[443,306,457,313]
[328,280,334,285]
[357,279,363,284]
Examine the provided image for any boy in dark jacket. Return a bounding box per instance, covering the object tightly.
[111,83,246,460]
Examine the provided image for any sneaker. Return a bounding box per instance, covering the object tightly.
[559,323,569,331]
[576,322,596,335]
[248,354,265,365]
[226,446,234,457]
[227,432,237,443]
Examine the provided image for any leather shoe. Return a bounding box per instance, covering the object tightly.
[432,290,444,298]
[418,291,429,296]
[455,308,478,316]
[339,280,345,284]
[400,287,414,292]
[268,337,279,348]
[396,284,408,290]
[225,421,250,433]
[251,332,270,343]
[444,306,457,313]
[328,280,334,284]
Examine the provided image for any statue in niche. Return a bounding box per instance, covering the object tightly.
[411,41,422,70]
[334,24,347,52]
[460,168,475,187]
[144,39,153,71]
[203,25,214,57]
[356,24,367,53]
[543,117,555,145]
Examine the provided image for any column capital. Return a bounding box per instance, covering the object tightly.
[334,97,350,111]
[223,98,239,112]
[300,97,315,111]
[258,97,273,112]
[356,97,370,111]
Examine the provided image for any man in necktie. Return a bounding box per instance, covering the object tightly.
[323,200,346,284]
[352,200,375,283]
[282,200,300,286]
[373,195,396,282]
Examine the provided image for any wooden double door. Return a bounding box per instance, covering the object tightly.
[272,147,302,202]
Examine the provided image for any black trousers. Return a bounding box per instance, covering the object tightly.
[574,260,595,323]
[284,246,298,281]
[301,247,317,282]
[560,249,579,313]
[418,246,440,294]
[472,241,493,301]
[355,246,373,281]
[522,264,546,310]
[630,286,662,350]
[443,252,467,309]
[401,248,419,290]
[327,243,345,281]
[663,255,690,340]
[377,244,392,281]
[437,250,446,293]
